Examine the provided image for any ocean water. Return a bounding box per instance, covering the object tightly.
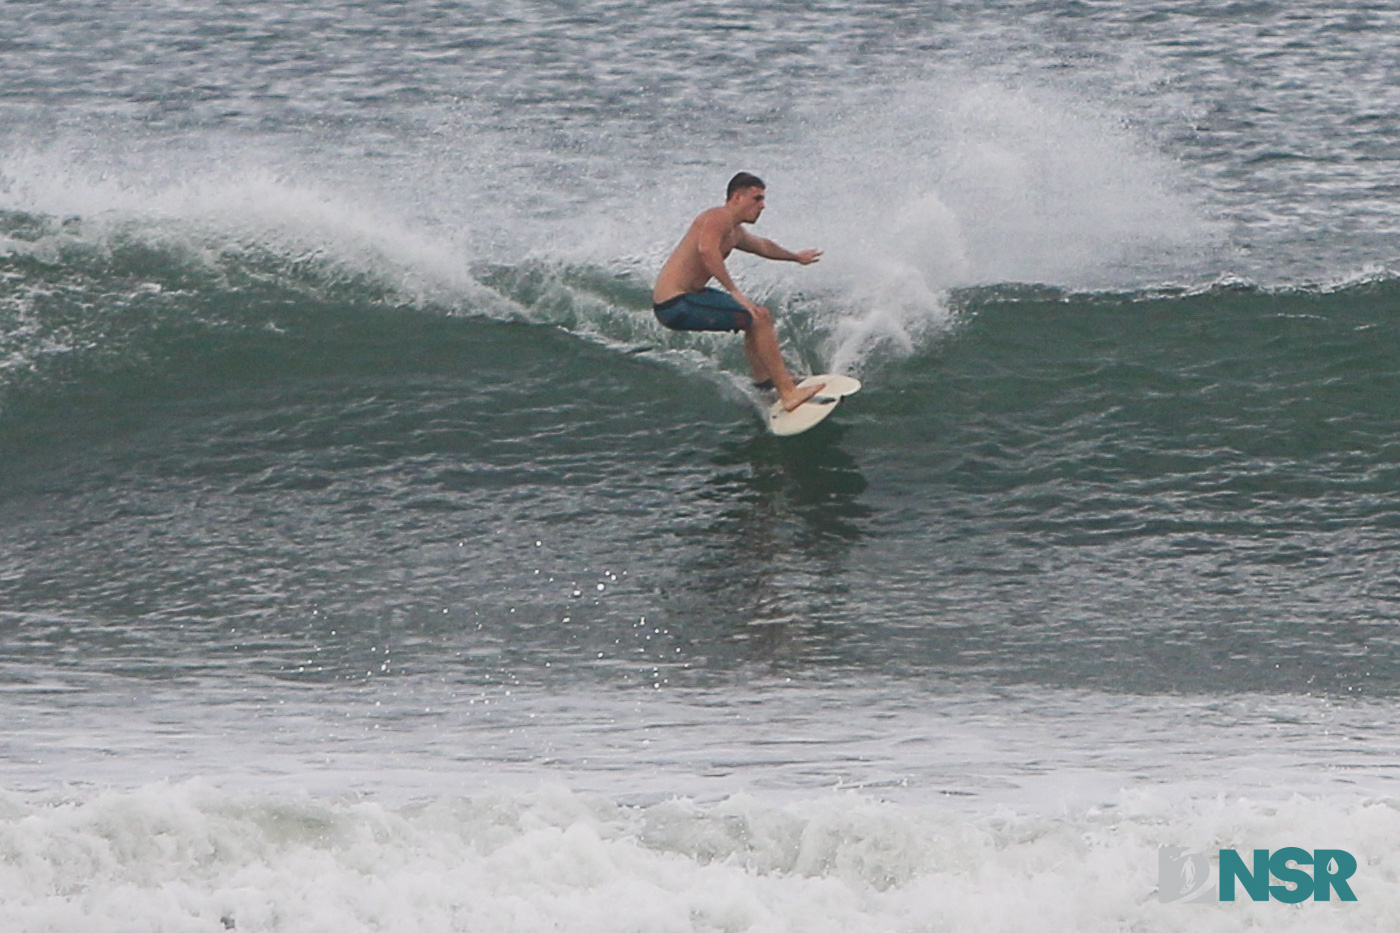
[3,1,1400,929]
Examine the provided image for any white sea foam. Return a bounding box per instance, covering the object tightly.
[0,780,1394,933]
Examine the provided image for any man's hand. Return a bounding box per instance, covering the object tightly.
[740,299,772,326]
[792,249,823,265]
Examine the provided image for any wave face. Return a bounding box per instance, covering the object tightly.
[4,222,1397,699]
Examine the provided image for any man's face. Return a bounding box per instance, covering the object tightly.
[731,186,766,223]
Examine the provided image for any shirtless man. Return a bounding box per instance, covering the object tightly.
[653,172,825,411]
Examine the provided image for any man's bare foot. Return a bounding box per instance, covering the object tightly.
[780,381,826,411]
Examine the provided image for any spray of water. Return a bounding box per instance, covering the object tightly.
[771,76,1216,375]
[2,71,1216,386]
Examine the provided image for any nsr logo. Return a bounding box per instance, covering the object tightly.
[1159,847,1358,903]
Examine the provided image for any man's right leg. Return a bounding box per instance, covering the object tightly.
[656,290,822,411]
[743,313,823,411]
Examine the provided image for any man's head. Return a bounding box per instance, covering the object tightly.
[726,172,765,200]
[726,172,766,222]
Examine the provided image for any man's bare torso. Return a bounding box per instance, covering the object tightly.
[652,207,741,304]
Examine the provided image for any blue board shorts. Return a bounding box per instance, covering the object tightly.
[653,287,753,332]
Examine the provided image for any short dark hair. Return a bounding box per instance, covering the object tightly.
[726,172,765,200]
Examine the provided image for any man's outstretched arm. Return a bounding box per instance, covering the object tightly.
[736,229,823,264]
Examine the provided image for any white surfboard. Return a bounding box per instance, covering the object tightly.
[766,374,862,436]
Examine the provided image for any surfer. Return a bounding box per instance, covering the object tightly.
[653,172,825,411]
